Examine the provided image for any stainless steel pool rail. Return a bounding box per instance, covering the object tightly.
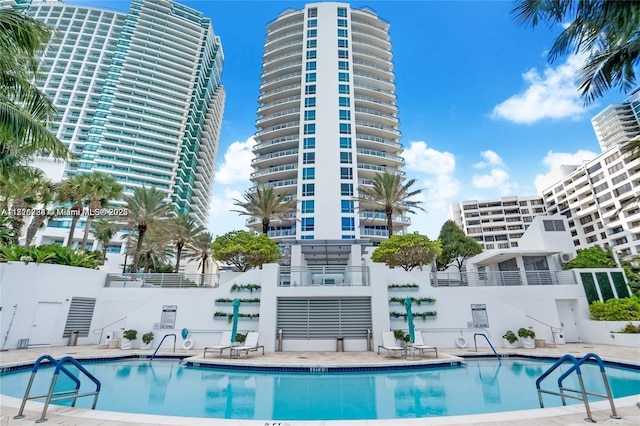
[473,333,500,363]
[14,355,101,423]
[149,333,177,362]
[536,352,620,423]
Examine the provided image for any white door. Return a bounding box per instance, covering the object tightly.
[556,300,580,343]
[29,302,62,345]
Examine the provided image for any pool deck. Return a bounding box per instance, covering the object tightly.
[1,343,638,425]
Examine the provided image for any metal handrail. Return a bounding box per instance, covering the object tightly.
[473,333,500,363]
[150,333,177,362]
[91,316,127,344]
[14,355,101,423]
[536,353,620,422]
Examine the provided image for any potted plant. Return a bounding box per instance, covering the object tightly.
[518,327,536,349]
[140,332,154,350]
[393,330,411,347]
[121,329,137,350]
[502,330,518,349]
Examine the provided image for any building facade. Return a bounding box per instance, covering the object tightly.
[591,87,640,152]
[25,0,225,233]
[251,3,406,252]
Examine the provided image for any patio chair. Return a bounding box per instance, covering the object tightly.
[413,331,438,358]
[377,331,407,359]
[231,332,265,359]
[203,331,232,358]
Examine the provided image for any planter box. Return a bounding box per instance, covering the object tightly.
[388,287,419,292]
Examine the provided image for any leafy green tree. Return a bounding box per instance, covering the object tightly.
[0,213,18,245]
[512,1,640,104]
[232,187,296,234]
[436,220,483,272]
[24,179,57,247]
[92,219,119,265]
[79,172,123,249]
[120,186,173,273]
[564,245,617,269]
[371,232,442,271]
[0,9,70,178]
[356,172,425,237]
[212,230,281,272]
[167,212,204,272]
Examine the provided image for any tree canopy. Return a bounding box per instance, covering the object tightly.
[564,245,617,269]
[436,220,483,272]
[370,232,442,271]
[211,230,282,272]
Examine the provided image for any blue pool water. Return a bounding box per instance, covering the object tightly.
[1,358,638,420]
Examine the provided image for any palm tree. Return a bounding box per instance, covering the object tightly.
[57,175,87,247]
[131,229,173,273]
[186,232,214,286]
[120,186,173,273]
[92,219,119,264]
[232,187,297,235]
[24,179,57,247]
[356,172,425,238]
[168,212,204,272]
[1,167,44,238]
[512,1,640,104]
[0,9,70,178]
[79,173,123,249]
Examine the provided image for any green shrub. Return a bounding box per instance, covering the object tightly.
[518,327,535,339]
[620,323,640,333]
[0,244,101,269]
[142,332,154,344]
[589,297,640,321]
[502,330,518,344]
[123,329,138,341]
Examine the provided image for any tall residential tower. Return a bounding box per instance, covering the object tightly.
[250,3,406,264]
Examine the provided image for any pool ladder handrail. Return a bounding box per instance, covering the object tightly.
[14,355,101,423]
[149,333,177,362]
[535,352,620,423]
[473,333,500,363]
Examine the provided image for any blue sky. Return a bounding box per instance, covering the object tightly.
[70,0,625,239]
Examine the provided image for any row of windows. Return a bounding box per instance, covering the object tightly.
[300,217,355,232]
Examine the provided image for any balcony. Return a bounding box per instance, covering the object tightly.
[279,266,370,286]
[250,163,298,179]
[430,270,578,287]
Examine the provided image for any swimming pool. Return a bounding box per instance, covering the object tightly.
[1,357,638,420]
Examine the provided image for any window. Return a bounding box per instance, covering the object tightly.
[338,61,349,70]
[339,84,350,94]
[339,123,351,134]
[341,200,354,213]
[306,61,316,71]
[593,182,608,193]
[543,220,565,232]
[337,7,347,17]
[340,152,352,163]
[587,162,601,174]
[337,29,348,37]
[337,18,347,27]
[305,85,316,95]
[303,167,315,180]
[338,49,349,59]
[339,110,350,120]
[304,123,316,134]
[301,235,314,240]
[614,183,632,196]
[306,50,316,59]
[304,97,316,107]
[608,162,623,174]
[306,40,317,49]
[342,235,355,240]
[307,29,317,38]
[302,200,315,213]
[338,39,348,48]
[339,137,352,148]
[339,96,350,107]
[305,72,316,82]
[308,8,317,17]
[341,183,353,196]
[342,217,355,231]
[611,173,627,185]
[301,217,315,231]
[340,167,353,179]
[303,137,316,149]
[338,72,349,82]
[604,151,620,164]
[303,152,315,164]
[302,183,315,196]
[304,110,316,120]
[308,19,317,27]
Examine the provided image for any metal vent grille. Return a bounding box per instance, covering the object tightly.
[277,297,371,339]
[63,297,96,338]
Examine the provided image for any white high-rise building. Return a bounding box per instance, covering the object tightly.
[25,0,225,231]
[250,3,406,264]
[591,87,640,152]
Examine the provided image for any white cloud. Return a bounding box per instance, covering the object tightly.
[471,150,518,195]
[214,137,255,184]
[403,141,455,175]
[491,54,587,124]
[534,149,599,192]
[473,150,504,169]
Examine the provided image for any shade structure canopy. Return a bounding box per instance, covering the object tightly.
[404,297,415,343]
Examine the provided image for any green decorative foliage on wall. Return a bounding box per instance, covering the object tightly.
[596,272,615,301]
[611,272,632,298]
[580,273,599,304]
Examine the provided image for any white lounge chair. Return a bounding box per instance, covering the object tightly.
[203,331,232,358]
[413,332,438,358]
[231,332,265,359]
[377,331,407,358]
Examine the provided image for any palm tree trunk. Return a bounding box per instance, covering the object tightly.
[131,225,146,273]
[80,214,95,250]
[386,208,394,238]
[101,246,107,265]
[66,202,83,247]
[262,218,269,235]
[174,243,183,272]
[24,214,46,247]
